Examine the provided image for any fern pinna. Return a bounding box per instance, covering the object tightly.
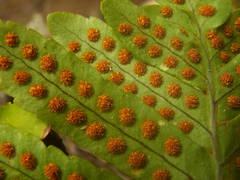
[0,0,240,179]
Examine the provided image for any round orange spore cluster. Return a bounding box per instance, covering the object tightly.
[48,97,66,113]
[118,23,133,35]
[102,37,115,51]
[149,72,162,87]
[97,94,113,112]
[236,64,240,76]
[219,51,231,63]
[160,6,173,18]
[44,163,60,180]
[119,108,135,126]
[235,17,240,31]
[118,49,132,65]
[123,83,138,94]
[164,56,178,68]
[0,142,15,158]
[153,25,166,39]
[181,67,195,80]
[223,25,234,38]
[227,95,240,108]
[158,108,175,120]
[171,37,183,50]
[187,48,201,64]
[96,60,111,73]
[109,72,124,85]
[198,5,216,17]
[29,84,48,98]
[167,83,182,98]
[14,71,31,85]
[0,168,5,179]
[141,120,158,139]
[22,44,38,59]
[82,51,96,63]
[134,62,147,76]
[220,72,233,87]
[66,109,87,125]
[20,152,36,170]
[78,81,93,98]
[185,95,199,109]
[59,69,74,86]
[40,54,57,72]
[128,151,147,169]
[5,32,18,47]
[68,41,80,53]
[106,138,127,154]
[231,43,240,54]
[0,56,12,70]
[142,95,157,107]
[87,28,100,42]
[68,173,84,180]
[152,168,171,180]
[148,45,162,58]
[206,30,217,40]
[210,35,224,49]
[86,122,106,139]
[172,0,185,4]
[133,34,148,48]
[178,120,193,133]
[164,137,181,156]
[137,15,151,28]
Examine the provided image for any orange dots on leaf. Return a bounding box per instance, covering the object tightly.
[148,45,162,58]
[40,54,57,73]
[0,56,12,70]
[14,71,31,85]
[48,97,66,113]
[158,108,175,120]
[160,6,173,18]
[149,72,163,87]
[134,62,147,76]
[78,81,93,98]
[123,83,138,94]
[22,44,38,60]
[128,151,147,169]
[133,34,147,48]
[152,168,171,180]
[141,120,158,139]
[153,25,166,39]
[219,51,231,63]
[0,142,15,158]
[20,152,36,170]
[164,137,181,156]
[206,29,217,40]
[87,28,100,42]
[68,41,80,53]
[172,0,185,4]
[231,43,240,54]
[223,25,234,38]
[118,49,132,65]
[96,60,111,74]
[119,108,135,126]
[44,163,60,180]
[59,69,74,86]
[236,64,240,76]
[118,23,133,35]
[164,56,178,68]
[106,138,127,154]
[178,120,193,134]
[220,72,233,87]
[5,32,18,47]
[102,37,115,51]
[235,17,240,31]
[86,122,106,140]
[171,37,183,50]
[181,67,195,80]
[82,51,96,64]
[167,83,182,98]
[29,84,48,98]
[137,15,151,28]
[210,35,224,49]
[66,109,87,125]
[185,95,199,109]
[198,5,216,17]
[227,95,240,109]
[109,72,124,85]
[142,95,157,107]
[68,173,84,180]
[97,94,113,112]
[187,48,201,64]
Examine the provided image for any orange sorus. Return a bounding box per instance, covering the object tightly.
[132,34,148,48]
[48,97,66,113]
[141,120,158,139]
[28,84,48,98]
[0,56,12,70]
[109,72,124,85]
[67,173,84,180]
[97,94,113,112]
[149,72,163,87]
[152,168,171,180]
[187,48,201,64]
[106,138,127,154]
[40,54,57,73]
[123,83,138,94]
[158,108,175,120]
[164,56,178,68]
[118,49,132,65]
[20,152,36,170]
[86,122,106,139]
[160,6,173,18]
[0,142,15,158]
[181,67,195,80]
[87,28,100,42]
[59,69,74,86]
[219,72,233,87]
[118,23,133,35]
[185,95,199,109]
[14,71,31,85]
[198,5,216,17]
[137,15,151,28]
[153,25,166,39]
[5,32,18,47]
[96,60,111,73]
[78,81,94,98]
[68,41,80,53]
[119,108,135,126]
[82,51,96,63]
[167,83,182,98]
[44,163,60,180]
[178,120,193,134]
[128,151,147,169]
[219,51,231,63]
[134,62,147,76]
[227,95,240,109]
[171,37,183,50]
[66,109,87,125]
[164,137,181,156]
[148,45,162,58]
[142,95,157,107]
[22,44,38,59]
[102,37,115,51]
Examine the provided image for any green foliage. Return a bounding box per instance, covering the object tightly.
[0,0,240,179]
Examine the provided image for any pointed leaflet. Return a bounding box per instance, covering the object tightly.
[0,20,213,179]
